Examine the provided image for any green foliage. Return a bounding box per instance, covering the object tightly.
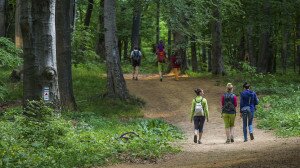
[0,37,22,68]
[256,92,300,137]
[0,69,22,102]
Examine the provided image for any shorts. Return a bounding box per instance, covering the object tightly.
[194,116,206,132]
[223,113,236,128]
[132,59,141,67]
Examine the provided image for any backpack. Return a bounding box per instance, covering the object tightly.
[174,57,182,65]
[194,98,204,116]
[132,51,141,61]
[222,93,236,113]
[157,51,166,63]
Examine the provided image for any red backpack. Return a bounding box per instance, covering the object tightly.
[157,51,166,63]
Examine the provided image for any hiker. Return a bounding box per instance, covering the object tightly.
[157,40,165,52]
[240,82,259,142]
[221,83,237,143]
[190,88,209,144]
[170,52,181,81]
[130,47,142,80]
[156,42,167,82]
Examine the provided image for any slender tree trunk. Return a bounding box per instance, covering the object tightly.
[104,0,129,99]
[208,45,212,72]
[56,0,77,111]
[297,9,300,75]
[202,45,207,64]
[0,0,5,37]
[156,0,160,44]
[211,0,224,75]
[118,39,122,60]
[281,28,289,74]
[95,0,105,61]
[173,31,187,73]
[167,28,171,56]
[21,0,60,106]
[84,0,94,27]
[123,37,129,60]
[257,0,274,73]
[191,35,198,72]
[246,24,255,67]
[15,0,23,48]
[131,0,142,50]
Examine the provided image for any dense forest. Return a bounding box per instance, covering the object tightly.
[0,0,299,167]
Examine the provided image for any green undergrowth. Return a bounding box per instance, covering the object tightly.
[0,68,22,102]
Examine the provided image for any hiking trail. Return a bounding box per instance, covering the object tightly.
[107,74,300,168]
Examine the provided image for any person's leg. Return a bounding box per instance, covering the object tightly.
[230,114,236,142]
[223,113,230,143]
[174,68,179,80]
[193,116,200,143]
[242,112,248,141]
[135,66,139,80]
[132,66,136,79]
[248,112,254,140]
[158,62,163,81]
[198,116,206,144]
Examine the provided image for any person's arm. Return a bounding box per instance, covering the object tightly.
[190,99,195,123]
[221,95,224,107]
[234,95,237,107]
[239,93,243,117]
[203,98,209,121]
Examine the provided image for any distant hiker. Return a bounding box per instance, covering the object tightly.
[130,47,142,80]
[156,44,167,82]
[240,82,259,142]
[156,40,165,52]
[170,52,181,81]
[221,83,237,143]
[190,88,209,144]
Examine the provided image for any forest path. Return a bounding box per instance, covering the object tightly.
[108,74,300,168]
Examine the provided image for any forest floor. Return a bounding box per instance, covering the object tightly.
[107,74,300,168]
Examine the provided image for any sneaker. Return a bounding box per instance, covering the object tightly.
[198,140,202,144]
[231,138,234,143]
[193,135,197,143]
[160,78,162,82]
[250,133,254,140]
[225,139,231,144]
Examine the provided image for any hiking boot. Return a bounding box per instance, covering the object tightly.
[135,77,138,81]
[225,139,231,144]
[231,138,234,143]
[193,135,197,143]
[198,140,202,144]
[244,139,248,142]
[250,133,254,140]
[160,78,162,82]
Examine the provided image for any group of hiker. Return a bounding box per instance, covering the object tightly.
[191,82,259,144]
[130,40,180,81]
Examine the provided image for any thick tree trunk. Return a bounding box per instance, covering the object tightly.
[15,0,23,48]
[131,0,142,50]
[21,0,60,106]
[173,31,187,73]
[257,0,274,73]
[56,0,77,111]
[211,0,224,75]
[0,0,5,36]
[191,35,198,72]
[84,0,94,27]
[156,0,160,44]
[104,0,129,99]
[95,0,105,61]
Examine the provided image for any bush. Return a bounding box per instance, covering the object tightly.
[0,37,22,68]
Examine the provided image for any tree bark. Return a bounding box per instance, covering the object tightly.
[211,0,224,75]
[0,0,5,36]
[56,0,77,111]
[84,0,94,27]
[281,28,290,74]
[246,24,256,67]
[191,35,198,72]
[297,7,300,75]
[95,0,105,61]
[173,31,187,73]
[202,45,207,64]
[21,0,60,106]
[118,39,122,60]
[15,0,23,48]
[131,0,142,50]
[156,0,160,44]
[167,27,171,57]
[208,45,212,72]
[104,0,129,99]
[123,37,129,60]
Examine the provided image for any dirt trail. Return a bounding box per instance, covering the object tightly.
[108,74,300,168]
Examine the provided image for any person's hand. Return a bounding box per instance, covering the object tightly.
[206,118,209,122]
[240,113,242,118]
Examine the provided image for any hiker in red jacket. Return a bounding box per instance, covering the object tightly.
[170,52,181,81]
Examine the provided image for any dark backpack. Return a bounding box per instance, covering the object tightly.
[132,51,141,61]
[157,51,166,63]
[222,93,236,113]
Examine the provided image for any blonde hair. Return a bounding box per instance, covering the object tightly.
[226,83,233,92]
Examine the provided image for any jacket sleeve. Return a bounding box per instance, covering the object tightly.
[190,99,195,122]
[203,99,209,118]
[253,93,259,106]
[221,95,224,107]
[240,93,243,112]
[234,95,237,107]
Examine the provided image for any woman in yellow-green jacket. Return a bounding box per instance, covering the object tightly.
[190,88,209,144]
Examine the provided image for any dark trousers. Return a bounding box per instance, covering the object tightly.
[194,116,206,133]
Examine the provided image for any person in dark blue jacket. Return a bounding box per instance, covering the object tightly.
[240,82,259,142]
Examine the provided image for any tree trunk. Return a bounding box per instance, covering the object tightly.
[15,0,23,48]
[191,35,198,72]
[281,28,290,74]
[95,0,105,61]
[246,24,255,67]
[104,0,129,99]
[156,0,160,44]
[20,0,60,106]
[257,0,274,73]
[211,0,224,75]
[167,28,171,57]
[208,45,212,72]
[131,0,142,50]
[123,37,129,60]
[84,0,94,27]
[297,8,300,75]
[0,0,5,36]
[202,45,207,64]
[173,31,187,73]
[56,0,77,111]
[118,39,122,60]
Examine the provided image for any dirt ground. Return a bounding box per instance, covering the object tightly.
[107,74,300,168]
